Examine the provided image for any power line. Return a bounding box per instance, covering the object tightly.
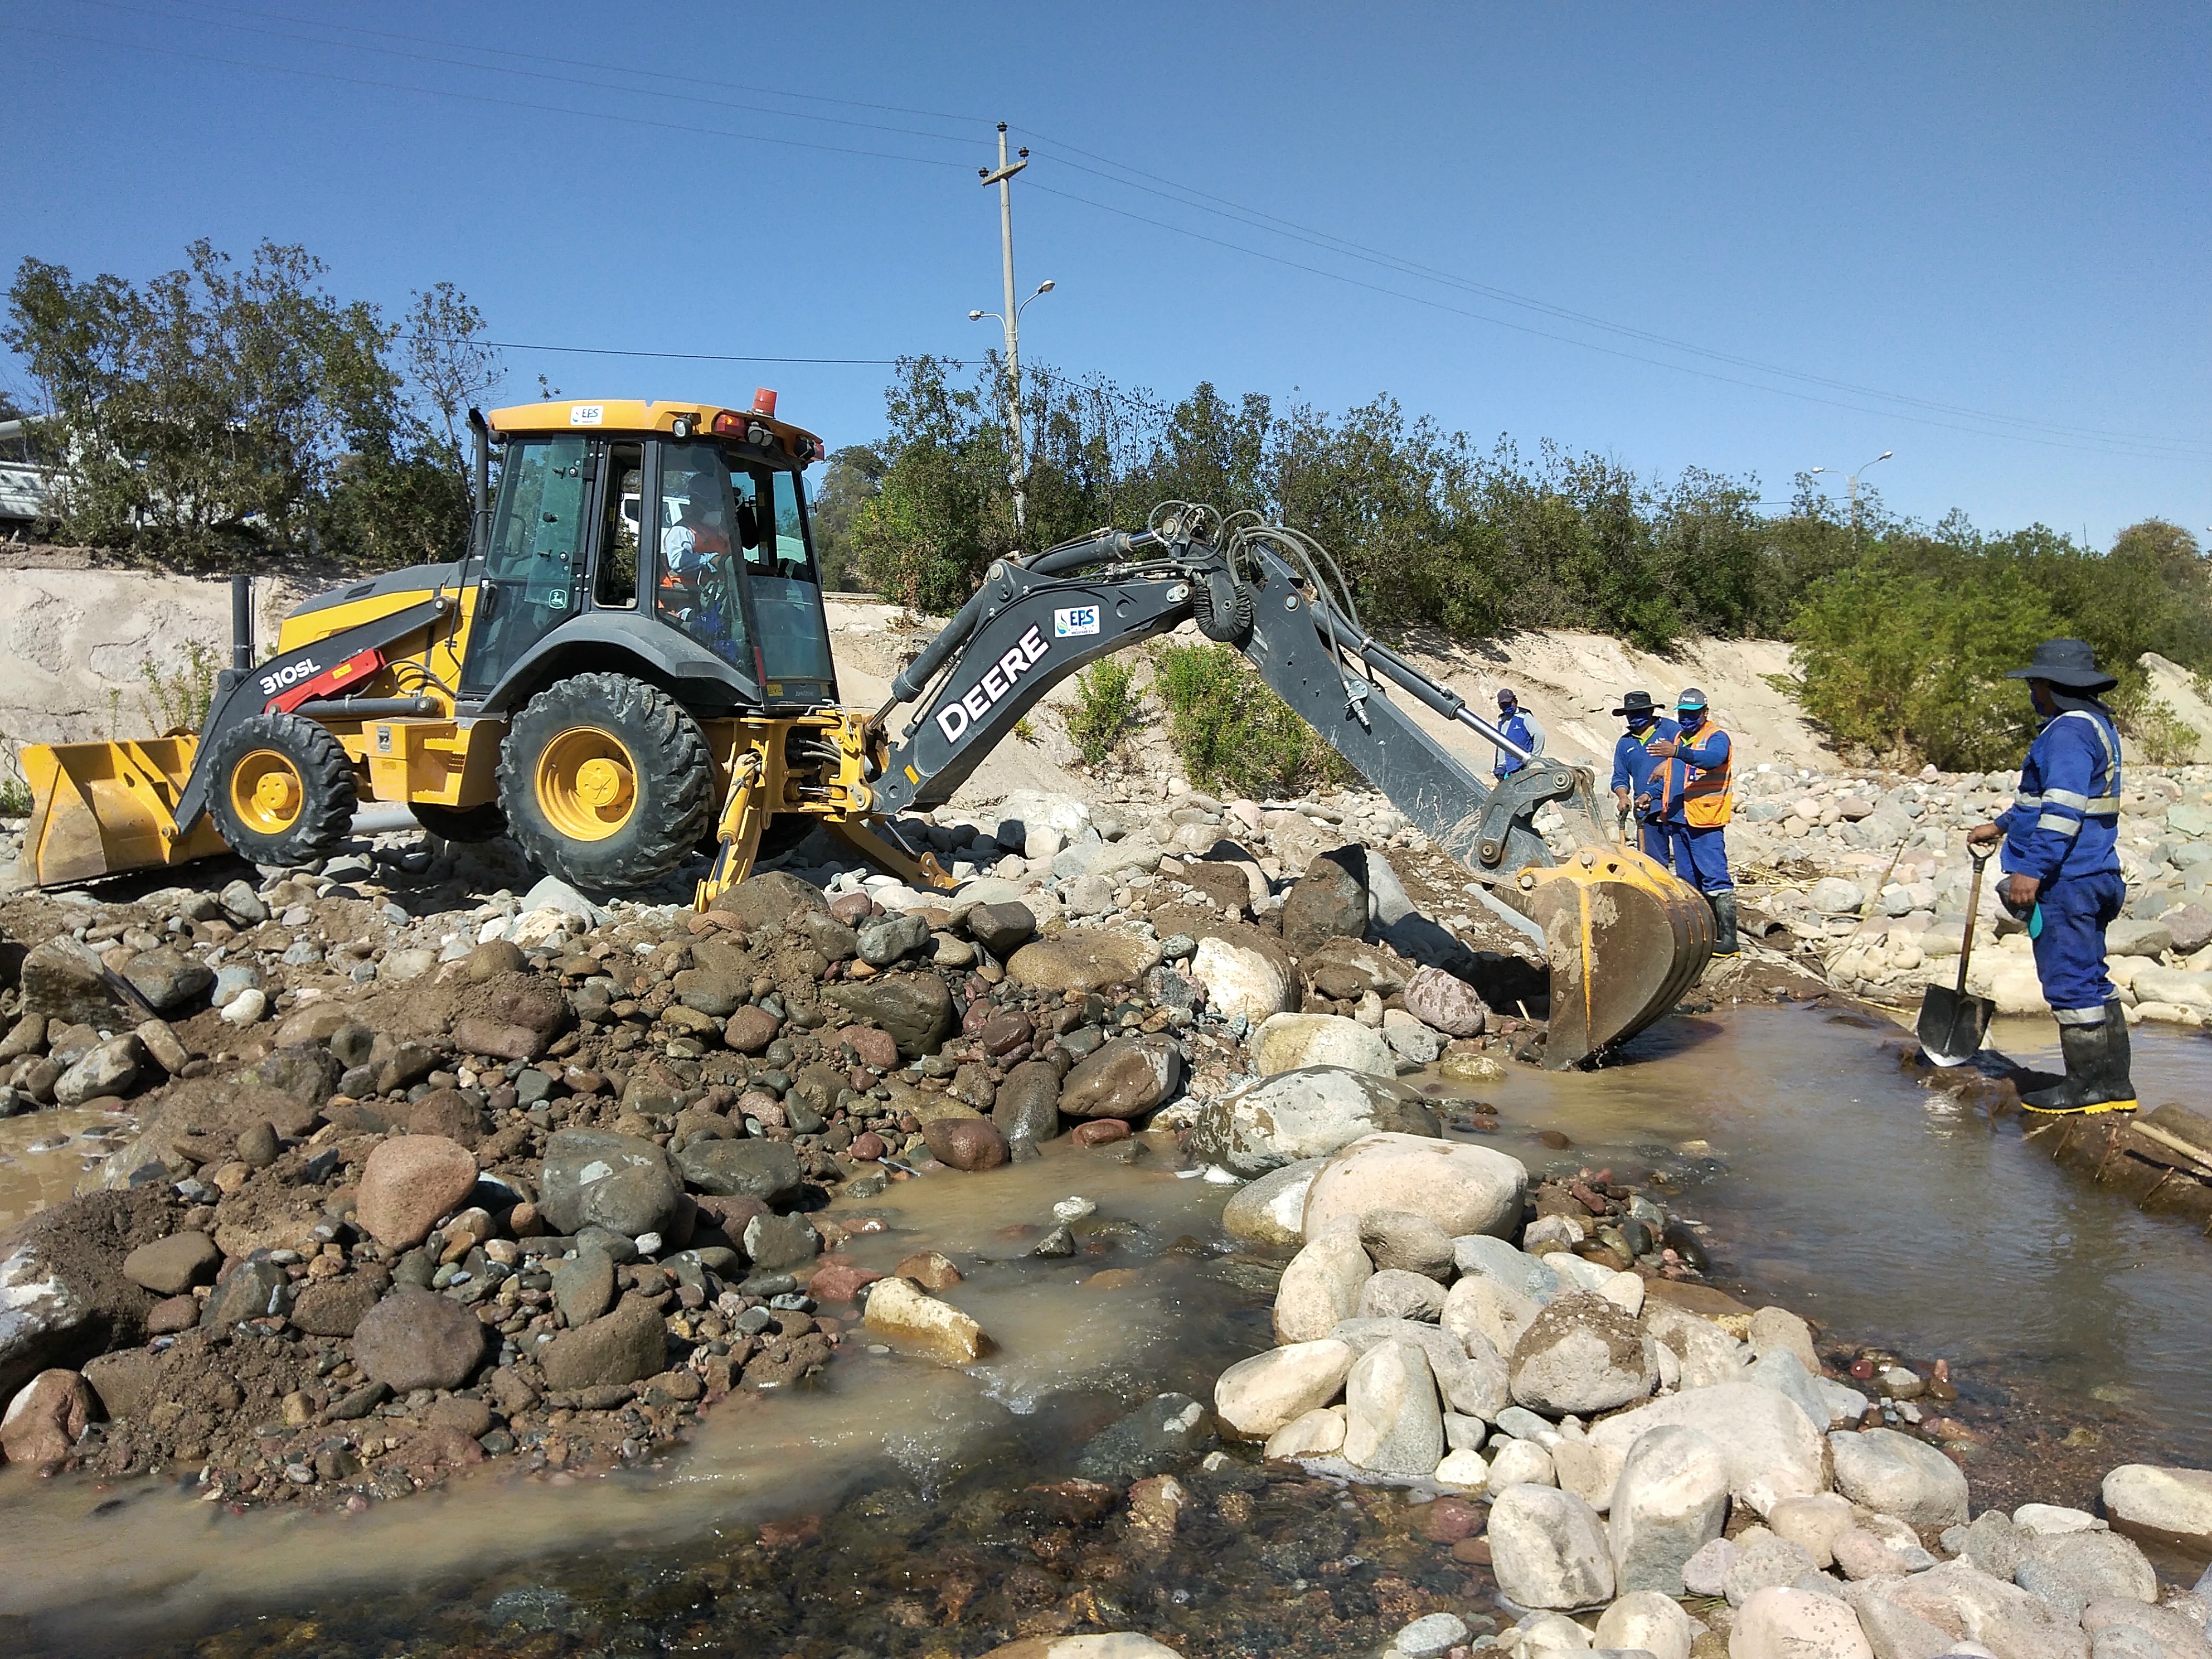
[27,9,2205,461]
[471,341,969,368]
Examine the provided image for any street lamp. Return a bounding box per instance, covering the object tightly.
[1810,450,1892,551]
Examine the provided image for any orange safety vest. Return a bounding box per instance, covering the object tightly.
[1666,720,1735,828]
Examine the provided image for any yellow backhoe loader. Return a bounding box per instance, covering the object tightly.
[20,393,1713,1065]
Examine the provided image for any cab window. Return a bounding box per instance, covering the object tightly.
[656,443,749,668]
[748,465,836,688]
[595,440,642,608]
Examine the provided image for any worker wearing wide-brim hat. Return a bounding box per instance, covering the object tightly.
[1966,639,2136,1114]
[1647,688,1738,956]
[1608,690,1679,861]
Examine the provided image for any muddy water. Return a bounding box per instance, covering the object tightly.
[0,1107,137,1231]
[0,1006,2206,1655]
[1445,1005,2212,1457]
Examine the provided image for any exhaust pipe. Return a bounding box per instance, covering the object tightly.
[231,574,254,674]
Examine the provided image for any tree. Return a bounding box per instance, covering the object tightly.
[807,444,884,590]
[402,281,504,459]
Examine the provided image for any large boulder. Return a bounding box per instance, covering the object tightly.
[55,1035,143,1107]
[1187,936,1295,1023]
[1488,1483,1616,1609]
[540,1131,685,1239]
[351,1287,490,1392]
[20,938,144,1026]
[538,1296,668,1390]
[1281,850,1371,956]
[2,1367,95,1472]
[2014,1531,2157,1616]
[1058,1035,1182,1120]
[1587,1382,1827,1508]
[993,1061,1063,1146]
[1329,1316,1510,1421]
[862,1276,988,1364]
[824,974,955,1059]
[1828,1428,1969,1529]
[715,871,831,934]
[1220,1160,1323,1247]
[1341,1338,1443,1477]
[1731,1588,1876,1659]
[673,1139,802,1204]
[1595,1592,1695,1659]
[120,946,214,1013]
[1301,1133,1527,1241]
[2100,1464,2212,1554]
[1250,1013,1395,1079]
[1212,1338,1356,1438]
[1857,1560,2085,1659]
[1609,1423,1733,1593]
[1510,1290,1658,1415]
[356,1135,481,1250]
[1273,1228,1374,1343]
[1403,966,1489,1037]
[122,1231,221,1296]
[1186,1066,1440,1176]
[1444,1273,1544,1360]
[1007,932,1162,997]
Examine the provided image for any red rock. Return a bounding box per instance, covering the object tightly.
[892,1250,963,1289]
[1,1369,94,1472]
[1420,1495,1483,1542]
[450,1016,546,1062]
[1452,1536,1492,1565]
[693,1193,771,1238]
[723,1007,779,1054]
[837,1024,900,1071]
[146,1294,201,1335]
[1070,1119,1130,1146]
[922,1116,1010,1172]
[848,1132,887,1161]
[356,1134,481,1250]
[828,892,874,926]
[978,1008,1033,1056]
[808,1257,883,1303]
[760,1512,823,1549]
[739,1090,786,1128]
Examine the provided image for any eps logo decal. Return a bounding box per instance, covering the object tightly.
[569,404,604,426]
[935,626,1049,743]
[1054,605,1100,637]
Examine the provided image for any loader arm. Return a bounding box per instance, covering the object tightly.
[851,508,1713,1066]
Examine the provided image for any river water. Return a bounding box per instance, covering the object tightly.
[0,1004,2204,1656]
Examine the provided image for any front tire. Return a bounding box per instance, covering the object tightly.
[206,712,358,867]
[499,672,712,892]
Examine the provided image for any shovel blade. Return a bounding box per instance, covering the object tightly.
[1917,983,1995,1066]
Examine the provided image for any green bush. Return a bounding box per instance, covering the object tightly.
[1152,641,1351,798]
[137,641,221,733]
[1063,659,1146,769]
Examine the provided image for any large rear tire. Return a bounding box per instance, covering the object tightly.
[498,672,712,892]
[206,712,358,869]
[410,801,509,844]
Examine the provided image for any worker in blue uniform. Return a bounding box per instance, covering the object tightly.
[1491,688,1546,780]
[1608,690,1678,860]
[1649,687,1738,957]
[1966,638,2137,1114]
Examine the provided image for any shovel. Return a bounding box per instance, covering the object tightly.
[1917,849,1996,1066]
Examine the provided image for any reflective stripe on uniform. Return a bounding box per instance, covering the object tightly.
[2056,710,2122,815]
[2036,813,2082,836]
[2053,1004,2109,1025]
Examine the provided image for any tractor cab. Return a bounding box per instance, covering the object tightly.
[463,395,838,714]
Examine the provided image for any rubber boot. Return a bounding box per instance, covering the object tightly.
[1707,890,1740,957]
[2021,1001,2138,1115]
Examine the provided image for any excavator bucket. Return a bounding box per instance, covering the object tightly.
[1510,848,1715,1068]
[18,737,229,887]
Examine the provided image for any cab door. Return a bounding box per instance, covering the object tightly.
[460,435,593,695]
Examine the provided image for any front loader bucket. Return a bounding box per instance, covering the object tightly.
[19,737,229,887]
[1509,848,1714,1069]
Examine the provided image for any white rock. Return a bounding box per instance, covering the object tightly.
[1730,1587,1876,1659]
[1609,1423,1733,1594]
[1490,1438,1558,1488]
[1251,1012,1396,1079]
[1381,1008,1445,1065]
[1212,1339,1356,1438]
[2101,1465,2212,1554]
[1588,1382,1827,1508]
[2014,1503,2106,1537]
[1511,1611,1597,1659]
[1829,1428,1970,1529]
[1446,1272,1544,1359]
[1273,1228,1374,1343]
[1596,1590,1695,1659]
[1864,1559,2089,1659]
[1453,1235,1563,1301]
[1490,1483,1617,1609]
[1509,1291,1658,1415]
[1749,1306,1821,1375]
[1220,1160,1323,1246]
[1769,1493,1857,1569]
[1435,1448,1490,1490]
[1302,1132,1529,1242]
[219,987,267,1026]
[1553,1437,1627,1512]
[1264,1405,1347,1461]
[1189,936,1293,1023]
[1342,1340,1445,1477]
[1397,1612,1473,1658]
[1333,1316,1510,1420]
[1641,1302,1749,1388]
[1202,1066,1436,1176]
[1599,1272,1646,1317]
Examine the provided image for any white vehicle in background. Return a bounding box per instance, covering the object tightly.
[0,418,57,527]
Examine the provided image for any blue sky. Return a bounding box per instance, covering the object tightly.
[4,1,2206,546]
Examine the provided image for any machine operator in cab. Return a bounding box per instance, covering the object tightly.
[659,463,738,661]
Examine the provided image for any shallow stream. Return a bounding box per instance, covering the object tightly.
[0,1004,2204,1656]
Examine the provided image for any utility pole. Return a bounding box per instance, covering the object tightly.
[976,124,1040,547]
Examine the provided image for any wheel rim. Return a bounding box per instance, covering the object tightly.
[536,727,638,842]
[230,749,305,835]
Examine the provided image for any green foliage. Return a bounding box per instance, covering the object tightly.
[135,641,221,733]
[847,357,1012,612]
[1063,659,1147,769]
[0,735,30,818]
[1152,642,1351,798]
[3,240,499,570]
[807,444,884,591]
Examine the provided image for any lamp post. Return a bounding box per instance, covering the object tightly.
[1810,451,1893,552]
[973,123,1053,548]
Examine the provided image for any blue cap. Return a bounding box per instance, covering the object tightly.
[1676,687,1707,711]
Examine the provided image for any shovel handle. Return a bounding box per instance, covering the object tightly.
[1956,849,1991,995]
